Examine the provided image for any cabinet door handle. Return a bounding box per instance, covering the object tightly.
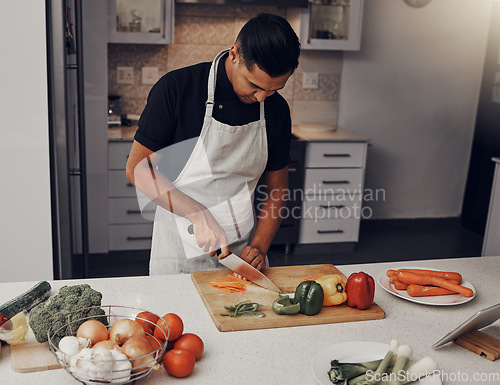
[126,236,152,241]
[323,153,351,158]
[126,209,156,215]
[288,168,297,172]
[317,229,344,234]
[319,205,345,209]
[322,180,350,185]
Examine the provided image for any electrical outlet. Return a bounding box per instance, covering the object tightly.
[303,72,319,89]
[142,67,159,85]
[117,66,134,84]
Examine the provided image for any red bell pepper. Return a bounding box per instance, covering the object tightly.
[345,272,375,310]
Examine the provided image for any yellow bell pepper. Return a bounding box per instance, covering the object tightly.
[315,275,348,306]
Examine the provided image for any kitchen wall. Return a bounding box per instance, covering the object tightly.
[108,1,494,221]
[108,4,342,126]
[339,0,492,219]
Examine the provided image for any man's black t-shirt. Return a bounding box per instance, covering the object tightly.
[134,53,291,172]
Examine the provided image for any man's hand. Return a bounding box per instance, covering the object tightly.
[238,245,267,270]
[190,211,230,258]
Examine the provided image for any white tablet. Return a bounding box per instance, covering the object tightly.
[432,302,500,348]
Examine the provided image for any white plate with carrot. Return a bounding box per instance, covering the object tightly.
[377,267,476,306]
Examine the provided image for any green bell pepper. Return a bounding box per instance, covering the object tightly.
[294,280,324,316]
[272,297,301,315]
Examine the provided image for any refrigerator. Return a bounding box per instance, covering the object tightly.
[47,0,109,279]
[462,2,500,235]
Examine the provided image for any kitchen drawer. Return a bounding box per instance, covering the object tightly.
[109,223,153,250]
[305,142,366,168]
[303,168,364,194]
[109,170,136,197]
[109,141,132,170]
[109,197,156,224]
[298,218,360,244]
[302,194,362,220]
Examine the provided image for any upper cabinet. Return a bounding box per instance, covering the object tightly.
[298,0,364,51]
[108,0,174,44]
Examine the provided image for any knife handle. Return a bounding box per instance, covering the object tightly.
[187,224,222,256]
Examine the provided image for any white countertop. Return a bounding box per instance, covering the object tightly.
[1,257,499,385]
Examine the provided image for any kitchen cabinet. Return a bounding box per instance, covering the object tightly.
[108,140,153,250]
[108,0,174,44]
[292,127,368,246]
[298,0,364,51]
[482,158,500,256]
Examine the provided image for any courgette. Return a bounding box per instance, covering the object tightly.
[0,281,51,327]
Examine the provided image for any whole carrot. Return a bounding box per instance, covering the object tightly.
[397,268,462,283]
[386,269,397,277]
[397,271,473,297]
[407,284,457,297]
[389,274,408,290]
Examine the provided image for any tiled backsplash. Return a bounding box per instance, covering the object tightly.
[108,4,343,126]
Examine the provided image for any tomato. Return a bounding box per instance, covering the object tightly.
[154,313,184,342]
[173,333,204,360]
[163,349,195,378]
[145,335,161,351]
[135,311,160,334]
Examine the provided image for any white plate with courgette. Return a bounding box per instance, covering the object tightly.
[312,341,441,385]
[377,267,476,306]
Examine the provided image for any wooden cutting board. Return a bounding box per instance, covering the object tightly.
[10,328,61,373]
[191,264,385,332]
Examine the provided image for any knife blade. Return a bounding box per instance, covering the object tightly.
[187,225,280,292]
[218,253,281,292]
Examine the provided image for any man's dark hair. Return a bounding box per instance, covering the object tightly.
[236,13,300,78]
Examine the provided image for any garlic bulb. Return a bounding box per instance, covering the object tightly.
[57,336,91,365]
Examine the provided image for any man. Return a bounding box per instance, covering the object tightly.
[126,13,300,275]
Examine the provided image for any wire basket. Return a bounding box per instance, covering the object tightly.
[47,305,169,385]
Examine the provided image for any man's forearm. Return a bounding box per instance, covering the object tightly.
[131,159,207,222]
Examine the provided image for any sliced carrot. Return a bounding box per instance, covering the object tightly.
[227,275,253,285]
[299,273,324,283]
[407,284,457,297]
[396,268,462,283]
[209,278,247,293]
[397,271,473,297]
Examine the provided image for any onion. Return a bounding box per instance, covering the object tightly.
[76,320,109,346]
[109,319,145,345]
[121,336,156,373]
[93,340,120,351]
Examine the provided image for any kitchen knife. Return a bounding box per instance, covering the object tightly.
[218,253,281,293]
[187,225,280,292]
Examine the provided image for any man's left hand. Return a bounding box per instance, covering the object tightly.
[230,245,266,278]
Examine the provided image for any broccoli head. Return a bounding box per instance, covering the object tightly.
[28,284,106,345]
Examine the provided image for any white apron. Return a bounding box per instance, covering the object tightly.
[149,49,268,275]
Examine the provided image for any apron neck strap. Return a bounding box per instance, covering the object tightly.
[205,49,265,120]
[205,49,228,116]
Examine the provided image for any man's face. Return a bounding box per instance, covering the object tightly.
[226,46,291,104]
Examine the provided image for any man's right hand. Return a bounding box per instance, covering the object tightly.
[189,211,230,258]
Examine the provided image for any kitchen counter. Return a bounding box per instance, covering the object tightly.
[109,125,369,143]
[1,257,499,385]
[292,126,369,142]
